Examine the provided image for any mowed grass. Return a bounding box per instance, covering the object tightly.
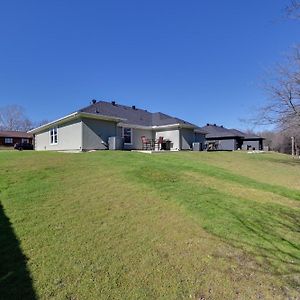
[0,151,299,299]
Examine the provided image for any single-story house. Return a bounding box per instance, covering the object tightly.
[0,131,33,148]
[201,124,264,151]
[29,100,206,151]
[228,128,264,151]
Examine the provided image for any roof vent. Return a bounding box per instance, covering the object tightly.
[132,105,136,110]
[111,101,116,106]
[206,123,210,126]
[91,99,97,104]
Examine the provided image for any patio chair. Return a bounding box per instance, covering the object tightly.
[141,136,152,150]
[154,136,164,151]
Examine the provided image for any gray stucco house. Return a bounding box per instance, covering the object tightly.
[202,124,264,151]
[29,100,206,151]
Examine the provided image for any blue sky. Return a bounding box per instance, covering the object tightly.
[0,0,298,129]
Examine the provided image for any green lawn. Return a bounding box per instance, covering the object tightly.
[0,151,299,299]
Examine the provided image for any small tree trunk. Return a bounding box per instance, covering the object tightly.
[291,136,295,157]
[296,141,300,159]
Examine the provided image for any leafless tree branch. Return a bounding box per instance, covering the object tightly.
[285,0,300,19]
[0,105,34,131]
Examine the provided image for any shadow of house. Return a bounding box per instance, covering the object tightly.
[0,203,36,299]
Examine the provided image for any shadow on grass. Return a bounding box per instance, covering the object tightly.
[211,202,300,291]
[129,165,300,290]
[210,200,300,265]
[88,154,300,291]
[133,155,300,201]
[0,203,36,299]
[192,193,300,277]
[189,194,300,289]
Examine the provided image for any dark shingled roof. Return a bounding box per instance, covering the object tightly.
[229,129,263,140]
[201,124,263,140]
[0,131,33,138]
[201,124,244,139]
[79,100,197,127]
[151,112,196,127]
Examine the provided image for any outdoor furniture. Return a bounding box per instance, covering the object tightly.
[154,136,164,151]
[161,139,171,150]
[141,136,172,151]
[141,136,152,150]
[206,141,219,151]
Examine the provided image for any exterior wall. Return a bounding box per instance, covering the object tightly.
[155,129,180,150]
[194,133,206,150]
[118,127,198,151]
[118,127,153,150]
[82,118,118,150]
[35,119,82,151]
[218,139,236,150]
[180,128,195,150]
[0,137,32,147]
[206,137,260,151]
[242,140,261,150]
[209,138,236,151]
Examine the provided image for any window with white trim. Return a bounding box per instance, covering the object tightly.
[122,128,132,144]
[4,138,13,144]
[22,138,29,143]
[50,127,58,145]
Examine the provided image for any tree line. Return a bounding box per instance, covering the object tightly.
[0,105,47,132]
[252,1,300,156]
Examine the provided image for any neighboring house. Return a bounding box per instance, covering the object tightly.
[29,100,206,151]
[228,129,264,151]
[0,131,33,147]
[201,124,264,151]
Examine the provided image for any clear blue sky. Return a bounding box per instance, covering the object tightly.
[0,0,298,129]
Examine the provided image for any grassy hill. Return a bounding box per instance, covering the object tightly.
[0,151,299,299]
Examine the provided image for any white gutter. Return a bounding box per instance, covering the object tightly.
[28,112,78,134]
[28,112,126,134]
[79,112,126,122]
[117,123,151,130]
[28,111,197,134]
[152,123,195,130]
[118,122,196,130]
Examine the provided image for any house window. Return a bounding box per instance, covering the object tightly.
[4,138,13,144]
[50,127,58,145]
[22,138,29,143]
[123,128,132,144]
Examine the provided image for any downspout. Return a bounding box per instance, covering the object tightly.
[179,126,182,150]
[80,119,83,151]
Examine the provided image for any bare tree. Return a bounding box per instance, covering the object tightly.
[252,45,300,156]
[286,0,300,19]
[250,1,300,156]
[258,47,300,130]
[0,105,33,131]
